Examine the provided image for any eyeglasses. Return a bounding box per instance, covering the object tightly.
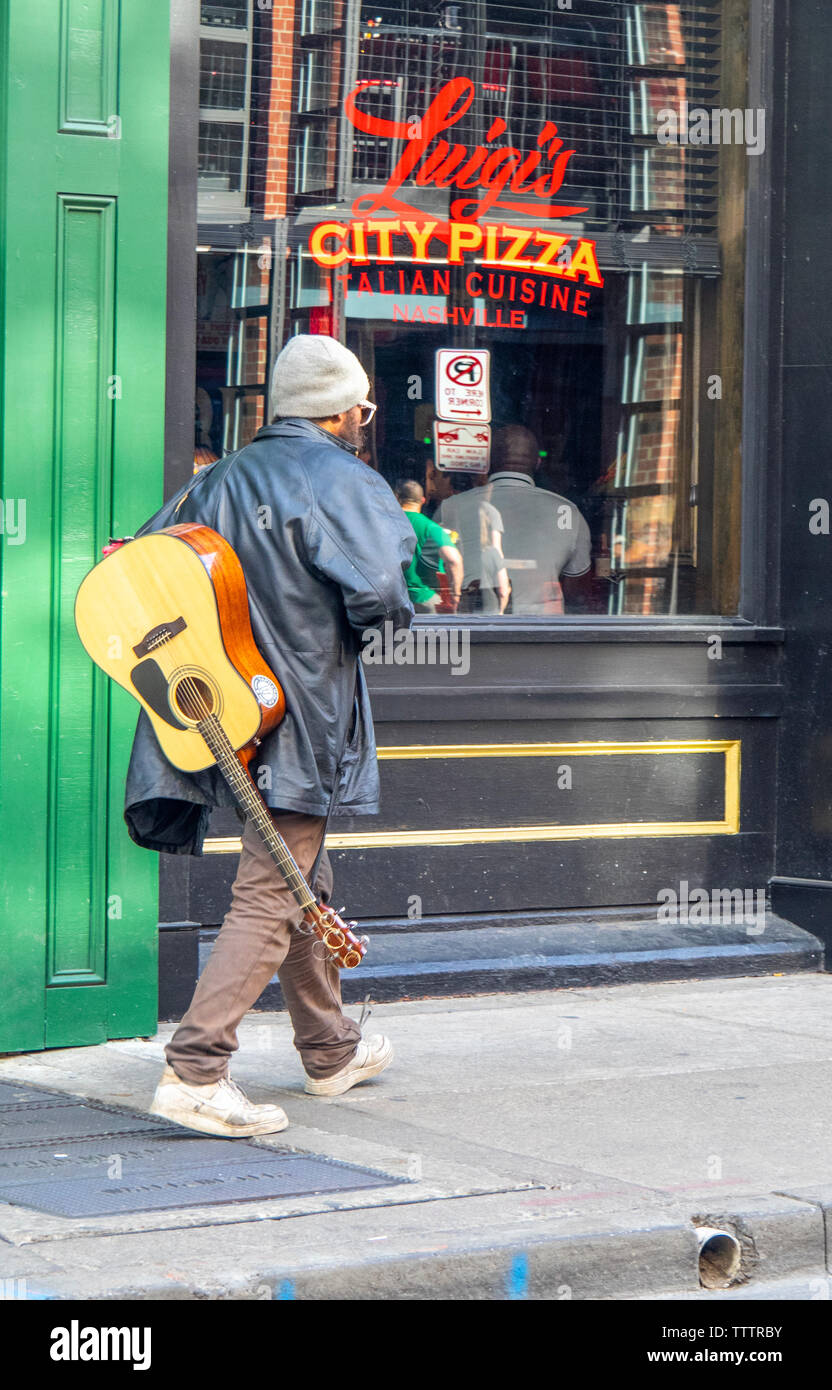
[357,400,377,426]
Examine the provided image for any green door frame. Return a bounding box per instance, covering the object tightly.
[0,0,170,1051]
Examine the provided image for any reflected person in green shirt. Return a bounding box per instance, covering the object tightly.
[395,479,463,613]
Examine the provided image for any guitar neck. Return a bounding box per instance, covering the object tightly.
[198,714,317,912]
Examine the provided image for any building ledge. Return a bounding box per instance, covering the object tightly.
[156,909,823,1020]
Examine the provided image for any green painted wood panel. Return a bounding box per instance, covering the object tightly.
[60,0,119,135]
[0,0,169,1052]
[47,196,115,986]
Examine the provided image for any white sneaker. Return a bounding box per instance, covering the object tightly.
[304,1034,393,1097]
[149,1065,289,1137]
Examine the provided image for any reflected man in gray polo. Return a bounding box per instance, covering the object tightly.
[486,425,591,615]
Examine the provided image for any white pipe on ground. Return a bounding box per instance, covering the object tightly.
[697,1225,743,1289]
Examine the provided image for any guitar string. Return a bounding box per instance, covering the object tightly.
[174,669,318,912]
[180,673,313,902]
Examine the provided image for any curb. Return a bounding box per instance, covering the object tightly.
[3,1192,828,1301]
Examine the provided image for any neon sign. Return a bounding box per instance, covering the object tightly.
[306,76,605,325]
[310,220,602,283]
[344,76,587,224]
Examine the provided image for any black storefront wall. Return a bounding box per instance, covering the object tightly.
[770,0,832,954]
[159,621,793,1016]
[158,0,832,1017]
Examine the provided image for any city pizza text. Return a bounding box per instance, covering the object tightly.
[310,220,604,286]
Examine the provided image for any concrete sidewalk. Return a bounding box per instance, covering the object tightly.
[2,972,832,1300]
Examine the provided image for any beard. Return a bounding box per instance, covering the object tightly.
[342,416,366,450]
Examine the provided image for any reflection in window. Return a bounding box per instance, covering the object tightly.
[297,48,333,112]
[626,3,686,67]
[630,76,687,137]
[195,250,270,459]
[630,146,686,218]
[198,0,251,213]
[627,268,684,326]
[199,121,245,191]
[291,251,332,309]
[625,334,683,404]
[295,121,336,193]
[201,1,249,28]
[200,40,249,110]
[191,0,747,617]
[301,0,336,36]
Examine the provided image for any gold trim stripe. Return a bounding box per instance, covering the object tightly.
[375,739,736,759]
[203,739,741,853]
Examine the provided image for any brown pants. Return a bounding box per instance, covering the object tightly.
[165,811,361,1085]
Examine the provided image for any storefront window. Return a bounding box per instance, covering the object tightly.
[194,0,749,617]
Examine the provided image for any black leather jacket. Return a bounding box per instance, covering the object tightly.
[123,419,415,854]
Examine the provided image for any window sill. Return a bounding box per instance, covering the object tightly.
[408,616,785,644]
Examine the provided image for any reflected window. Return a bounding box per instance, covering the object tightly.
[198,0,252,216]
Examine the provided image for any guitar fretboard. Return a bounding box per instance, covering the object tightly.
[197,714,316,910]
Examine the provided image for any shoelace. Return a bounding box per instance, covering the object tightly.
[220,1077,250,1107]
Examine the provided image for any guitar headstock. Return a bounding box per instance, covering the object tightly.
[305,903,369,970]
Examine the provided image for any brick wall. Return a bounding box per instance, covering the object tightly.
[263,1,297,219]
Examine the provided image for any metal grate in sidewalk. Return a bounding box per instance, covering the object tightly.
[0,1082,401,1217]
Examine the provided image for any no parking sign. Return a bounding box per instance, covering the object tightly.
[435,348,491,423]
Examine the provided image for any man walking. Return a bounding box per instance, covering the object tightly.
[123,335,415,1137]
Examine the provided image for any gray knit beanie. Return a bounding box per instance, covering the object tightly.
[270,334,370,419]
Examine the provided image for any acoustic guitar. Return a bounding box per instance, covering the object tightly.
[74,523,368,969]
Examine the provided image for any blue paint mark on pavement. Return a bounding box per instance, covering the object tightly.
[507,1252,528,1300]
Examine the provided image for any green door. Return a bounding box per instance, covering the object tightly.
[0,0,170,1050]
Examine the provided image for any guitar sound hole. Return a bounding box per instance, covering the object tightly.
[172,675,215,722]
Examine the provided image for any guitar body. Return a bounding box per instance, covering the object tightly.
[75,524,286,771]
